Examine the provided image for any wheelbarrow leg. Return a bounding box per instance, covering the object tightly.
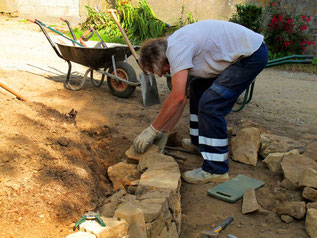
[63,60,72,90]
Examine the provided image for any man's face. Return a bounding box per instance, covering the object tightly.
[144,63,170,77]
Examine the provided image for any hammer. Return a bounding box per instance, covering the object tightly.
[201,217,234,238]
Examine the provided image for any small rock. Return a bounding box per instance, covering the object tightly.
[307,202,317,210]
[302,187,317,202]
[57,137,70,147]
[281,215,294,223]
[242,187,259,214]
[277,201,306,220]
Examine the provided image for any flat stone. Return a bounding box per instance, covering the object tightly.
[138,168,180,192]
[303,187,317,202]
[242,187,259,214]
[299,168,317,189]
[138,151,178,172]
[305,208,317,238]
[79,217,128,238]
[277,201,306,220]
[66,231,96,238]
[125,144,160,161]
[114,202,147,238]
[231,127,261,166]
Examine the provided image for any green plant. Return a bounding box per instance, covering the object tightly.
[264,0,316,55]
[229,3,263,32]
[117,0,170,44]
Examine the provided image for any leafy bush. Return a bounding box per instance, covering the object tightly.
[264,0,316,55]
[79,0,197,45]
[116,0,171,44]
[229,3,263,32]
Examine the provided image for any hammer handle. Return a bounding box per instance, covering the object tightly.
[214,217,233,232]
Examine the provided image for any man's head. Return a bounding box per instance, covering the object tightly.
[139,38,169,77]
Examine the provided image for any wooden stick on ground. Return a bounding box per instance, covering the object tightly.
[0,82,27,101]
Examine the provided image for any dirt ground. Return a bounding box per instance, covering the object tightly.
[0,16,316,238]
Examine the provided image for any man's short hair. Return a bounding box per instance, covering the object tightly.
[139,38,167,75]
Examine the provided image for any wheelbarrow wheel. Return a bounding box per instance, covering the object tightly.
[90,68,105,87]
[107,61,137,98]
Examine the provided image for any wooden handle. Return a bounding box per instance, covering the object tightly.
[82,28,93,38]
[107,9,139,61]
[0,82,26,101]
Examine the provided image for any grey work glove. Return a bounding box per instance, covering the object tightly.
[133,125,159,154]
[153,131,169,153]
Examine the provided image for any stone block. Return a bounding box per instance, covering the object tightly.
[114,202,147,238]
[299,168,317,189]
[281,154,317,188]
[305,208,317,238]
[231,127,260,166]
[79,217,128,238]
[138,168,181,192]
[263,149,299,174]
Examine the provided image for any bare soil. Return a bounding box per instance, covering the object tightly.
[0,16,316,238]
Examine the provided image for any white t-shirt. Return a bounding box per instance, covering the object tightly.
[166,20,264,78]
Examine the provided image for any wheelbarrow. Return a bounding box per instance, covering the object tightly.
[29,19,141,99]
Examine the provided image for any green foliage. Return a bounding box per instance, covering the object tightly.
[268,50,288,60]
[79,0,197,45]
[229,3,263,32]
[263,0,316,55]
[116,0,170,44]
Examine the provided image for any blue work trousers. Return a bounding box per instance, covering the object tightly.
[189,43,268,174]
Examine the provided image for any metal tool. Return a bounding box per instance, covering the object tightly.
[107,9,160,107]
[165,146,201,155]
[227,234,238,238]
[201,217,234,238]
[73,211,106,231]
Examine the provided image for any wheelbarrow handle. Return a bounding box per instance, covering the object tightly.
[107,9,139,64]
[60,17,77,42]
